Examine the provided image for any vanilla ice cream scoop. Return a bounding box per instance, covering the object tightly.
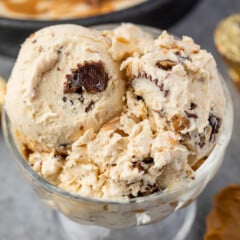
[5,24,125,151]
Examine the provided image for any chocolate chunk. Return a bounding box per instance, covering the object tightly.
[198,134,206,148]
[145,184,160,194]
[208,113,222,142]
[136,95,143,101]
[132,161,145,172]
[78,95,84,103]
[128,193,135,199]
[64,61,109,94]
[22,144,33,159]
[128,191,144,199]
[164,89,169,97]
[85,100,95,113]
[171,114,190,132]
[184,111,198,119]
[190,102,197,110]
[142,157,154,164]
[156,59,177,71]
[160,83,164,92]
[153,108,165,118]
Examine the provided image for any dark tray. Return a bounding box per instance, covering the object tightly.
[0,0,200,58]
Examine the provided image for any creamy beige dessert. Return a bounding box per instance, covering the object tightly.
[5,24,225,200]
[0,0,146,20]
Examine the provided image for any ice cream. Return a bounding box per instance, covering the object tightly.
[6,24,125,151]
[5,24,225,200]
[122,30,225,166]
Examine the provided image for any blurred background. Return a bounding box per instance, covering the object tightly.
[0,0,201,58]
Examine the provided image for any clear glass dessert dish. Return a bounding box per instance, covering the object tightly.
[2,25,233,240]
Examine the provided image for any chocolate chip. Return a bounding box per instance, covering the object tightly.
[132,161,145,172]
[208,113,222,142]
[136,191,144,197]
[136,95,143,101]
[32,40,37,44]
[62,96,67,102]
[156,59,177,71]
[85,100,95,113]
[142,157,154,164]
[160,83,164,92]
[64,61,109,94]
[145,184,160,194]
[184,111,198,119]
[153,108,165,118]
[112,163,117,167]
[164,89,169,97]
[171,114,190,132]
[22,144,33,159]
[69,99,73,105]
[78,95,84,103]
[128,193,135,199]
[190,102,197,110]
[198,134,206,148]
[57,67,61,71]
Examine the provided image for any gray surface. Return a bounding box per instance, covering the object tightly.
[0,0,240,239]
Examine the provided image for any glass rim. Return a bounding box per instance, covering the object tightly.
[2,24,234,206]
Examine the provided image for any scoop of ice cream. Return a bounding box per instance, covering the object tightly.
[5,24,125,151]
[122,31,225,165]
[103,23,154,61]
